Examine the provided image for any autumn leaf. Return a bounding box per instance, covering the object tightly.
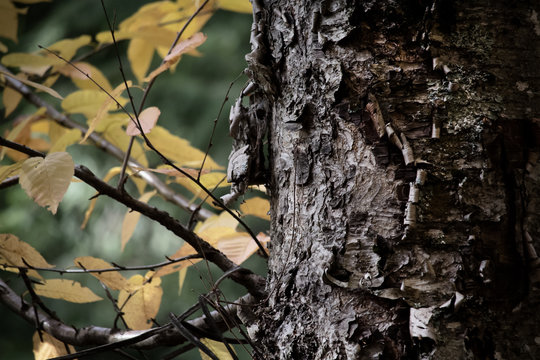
[118,274,163,329]
[145,126,221,169]
[0,160,24,183]
[144,32,207,82]
[154,243,198,278]
[126,106,161,135]
[217,0,253,14]
[199,338,235,360]
[178,267,188,295]
[81,81,132,143]
[74,256,128,290]
[48,128,82,153]
[47,34,91,60]
[1,52,62,76]
[2,83,23,116]
[61,61,113,92]
[33,331,74,360]
[121,190,157,250]
[34,279,103,303]
[0,233,53,279]
[0,71,63,99]
[19,152,74,214]
[239,196,270,220]
[217,232,270,264]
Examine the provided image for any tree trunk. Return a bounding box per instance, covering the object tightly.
[246,0,540,358]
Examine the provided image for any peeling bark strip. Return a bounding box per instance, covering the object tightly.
[246,0,540,359]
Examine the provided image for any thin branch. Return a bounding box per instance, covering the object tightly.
[0,136,266,298]
[1,254,201,275]
[0,63,214,221]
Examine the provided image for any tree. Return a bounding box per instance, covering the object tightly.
[245,0,540,359]
[1,1,539,360]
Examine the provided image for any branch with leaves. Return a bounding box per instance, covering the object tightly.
[0,1,269,359]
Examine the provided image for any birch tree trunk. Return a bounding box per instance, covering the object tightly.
[245,0,540,358]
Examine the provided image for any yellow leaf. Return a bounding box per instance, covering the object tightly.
[146,126,221,169]
[34,279,103,303]
[239,196,270,220]
[47,34,91,60]
[49,128,81,153]
[2,84,22,116]
[0,233,53,279]
[74,256,128,290]
[32,331,74,360]
[1,53,62,76]
[121,190,157,251]
[178,267,188,295]
[103,122,148,167]
[61,89,109,117]
[128,37,155,84]
[1,109,50,161]
[19,152,74,214]
[199,338,235,360]
[154,243,199,278]
[144,32,207,82]
[81,81,132,143]
[60,61,113,92]
[217,232,269,264]
[196,211,238,233]
[0,40,7,53]
[217,0,252,14]
[0,0,20,42]
[0,160,23,183]
[0,71,63,99]
[118,274,162,329]
[126,106,160,136]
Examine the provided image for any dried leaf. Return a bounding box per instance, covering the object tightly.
[33,331,74,360]
[74,256,128,290]
[154,243,199,278]
[0,70,62,99]
[19,152,74,214]
[121,190,157,251]
[118,274,162,329]
[0,233,53,279]
[144,32,207,82]
[239,196,270,220]
[126,106,160,135]
[199,338,235,360]
[217,232,270,264]
[0,160,24,183]
[34,279,103,303]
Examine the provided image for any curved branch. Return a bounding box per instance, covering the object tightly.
[0,137,266,298]
[0,278,255,351]
[0,64,214,221]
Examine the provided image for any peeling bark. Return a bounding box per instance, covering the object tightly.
[246,0,540,358]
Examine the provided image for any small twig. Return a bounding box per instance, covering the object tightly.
[198,71,245,181]
[2,254,201,275]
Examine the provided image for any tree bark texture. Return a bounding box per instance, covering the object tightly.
[246,0,540,358]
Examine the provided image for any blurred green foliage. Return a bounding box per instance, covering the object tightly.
[0,1,264,359]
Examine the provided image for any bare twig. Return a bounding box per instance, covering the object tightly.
[1,254,201,275]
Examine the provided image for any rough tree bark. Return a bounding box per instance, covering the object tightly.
[244,0,540,358]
